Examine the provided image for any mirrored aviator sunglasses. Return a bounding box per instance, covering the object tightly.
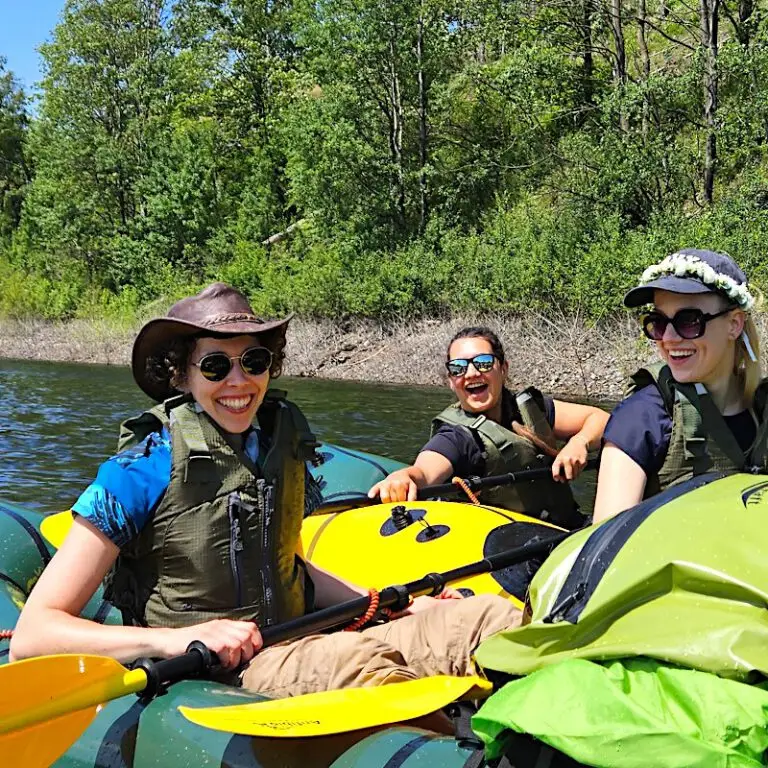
[641,306,735,341]
[194,346,273,382]
[445,353,497,377]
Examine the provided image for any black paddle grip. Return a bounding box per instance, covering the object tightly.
[388,583,412,609]
[133,641,218,699]
[424,573,446,596]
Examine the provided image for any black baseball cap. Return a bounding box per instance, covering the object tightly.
[624,248,750,308]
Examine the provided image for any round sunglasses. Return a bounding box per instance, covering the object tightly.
[192,346,273,382]
[446,353,498,378]
[641,306,735,341]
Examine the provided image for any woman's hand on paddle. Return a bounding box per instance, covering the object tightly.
[368,452,453,503]
[368,468,422,503]
[551,435,590,482]
[164,619,263,670]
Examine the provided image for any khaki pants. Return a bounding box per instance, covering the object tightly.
[240,594,521,698]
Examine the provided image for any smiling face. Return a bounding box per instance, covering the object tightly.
[184,334,269,434]
[447,336,508,421]
[652,289,744,387]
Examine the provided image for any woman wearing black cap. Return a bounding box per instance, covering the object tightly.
[593,248,767,523]
[10,283,520,702]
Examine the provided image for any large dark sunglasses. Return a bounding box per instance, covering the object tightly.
[192,346,273,382]
[446,353,498,378]
[641,306,735,341]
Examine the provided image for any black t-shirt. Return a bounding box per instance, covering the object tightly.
[421,394,556,477]
[603,384,757,476]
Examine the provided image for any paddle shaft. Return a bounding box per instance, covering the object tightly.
[120,527,570,696]
[417,458,598,500]
[316,458,600,512]
[132,524,572,691]
[260,527,572,646]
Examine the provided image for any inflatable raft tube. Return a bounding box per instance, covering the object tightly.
[302,501,565,609]
[309,443,406,513]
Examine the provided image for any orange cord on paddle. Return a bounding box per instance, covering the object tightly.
[0,629,13,640]
[345,589,380,631]
[452,476,481,505]
[343,589,415,630]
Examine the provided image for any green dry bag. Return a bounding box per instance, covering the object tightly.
[475,472,768,681]
[472,657,768,767]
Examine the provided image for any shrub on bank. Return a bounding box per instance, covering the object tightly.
[212,190,768,321]
[4,171,768,324]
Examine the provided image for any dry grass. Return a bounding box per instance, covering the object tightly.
[0,318,137,365]
[281,313,664,399]
[3,312,766,400]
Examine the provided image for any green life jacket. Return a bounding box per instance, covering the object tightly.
[106,390,319,629]
[431,387,583,529]
[627,362,768,496]
[474,471,768,682]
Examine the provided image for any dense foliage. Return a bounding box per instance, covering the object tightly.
[3,0,768,320]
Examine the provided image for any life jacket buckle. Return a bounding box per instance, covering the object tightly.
[184,452,216,483]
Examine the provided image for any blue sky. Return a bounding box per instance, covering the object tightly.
[0,1,65,90]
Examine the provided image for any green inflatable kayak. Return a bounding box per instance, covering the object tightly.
[0,442,490,768]
[309,441,406,511]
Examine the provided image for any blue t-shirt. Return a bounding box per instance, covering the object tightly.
[603,384,757,476]
[421,396,556,477]
[73,428,318,548]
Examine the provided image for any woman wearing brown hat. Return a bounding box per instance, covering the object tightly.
[10,283,520,700]
[593,249,768,523]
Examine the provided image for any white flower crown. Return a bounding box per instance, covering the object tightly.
[640,252,755,310]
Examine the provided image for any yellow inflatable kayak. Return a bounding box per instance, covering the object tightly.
[302,501,564,609]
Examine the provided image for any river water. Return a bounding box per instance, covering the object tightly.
[0,358,601,515]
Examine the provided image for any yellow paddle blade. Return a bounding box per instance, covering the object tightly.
[179,674,493,738]
[40,510,75,549]
[0,655,146,767]
[0,706,96,768]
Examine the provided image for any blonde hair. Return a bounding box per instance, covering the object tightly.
[737,312,762,402]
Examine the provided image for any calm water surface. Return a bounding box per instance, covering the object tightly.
[0,359,600,514]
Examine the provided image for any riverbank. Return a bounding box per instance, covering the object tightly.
[2,312,763,399]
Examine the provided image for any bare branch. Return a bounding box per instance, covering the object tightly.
[632,15,697,51]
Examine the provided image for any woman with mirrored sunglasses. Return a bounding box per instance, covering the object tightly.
[12,283,521,709]
[368,326,609,529]
[594,248,768,524]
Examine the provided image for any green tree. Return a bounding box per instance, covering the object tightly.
[20,0,173,290]
[282,0,457,244]
[0,58,29,245]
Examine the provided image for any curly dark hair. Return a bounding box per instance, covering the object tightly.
[446,326,506,363]
[144,330,287,396]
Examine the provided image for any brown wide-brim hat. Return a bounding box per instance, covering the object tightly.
[133,282,292,402]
